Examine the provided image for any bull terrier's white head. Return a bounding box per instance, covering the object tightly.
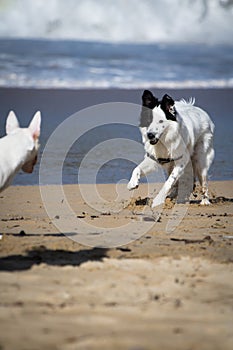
[6,110,41,173]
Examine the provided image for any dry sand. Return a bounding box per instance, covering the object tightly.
[0,181,233,350]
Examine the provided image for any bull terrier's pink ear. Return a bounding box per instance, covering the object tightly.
[29,111,41,140]
[6,110,20,134]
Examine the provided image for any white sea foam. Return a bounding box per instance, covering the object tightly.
[0,0,233,44]
[0,75,232,89]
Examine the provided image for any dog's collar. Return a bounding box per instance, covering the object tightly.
[147,152,183,164]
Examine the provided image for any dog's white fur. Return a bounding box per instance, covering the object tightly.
[128,99,215,207]
[0,111,41,192]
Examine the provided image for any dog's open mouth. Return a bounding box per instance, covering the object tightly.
[150,139,159,145]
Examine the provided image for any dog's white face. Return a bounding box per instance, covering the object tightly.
[21,139,39,173]
[146,106,170,145]
[6,111,41,173]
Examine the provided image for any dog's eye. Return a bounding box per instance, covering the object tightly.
[159,120,164,123]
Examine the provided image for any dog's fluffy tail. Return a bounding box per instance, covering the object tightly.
[179,97,195,105]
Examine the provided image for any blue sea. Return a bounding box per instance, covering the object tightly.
[0,0,232,185]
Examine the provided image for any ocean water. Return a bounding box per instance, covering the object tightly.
[0,88,232,186]
[0,0,233,89]
[0,0,232,185]
[0,39,233,89]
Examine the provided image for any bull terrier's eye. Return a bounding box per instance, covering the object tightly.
[159,120,164,123]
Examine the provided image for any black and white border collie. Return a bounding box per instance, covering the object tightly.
[128,90,215,208]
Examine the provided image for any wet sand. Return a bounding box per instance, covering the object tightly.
[0,181,233,350]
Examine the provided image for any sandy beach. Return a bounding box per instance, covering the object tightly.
[0,181,233,350]
[0,1,233,348]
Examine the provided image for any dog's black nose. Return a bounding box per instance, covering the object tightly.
[147,132,155,140]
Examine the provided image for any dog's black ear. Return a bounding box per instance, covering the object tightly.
[160,94,174,111]
[142,90,159,109]
[139,90,158,128]
[160,94,177,121]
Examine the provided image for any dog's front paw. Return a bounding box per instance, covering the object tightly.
[200,197,211,205]
[152,194,165,208]
[127,180,139,191]
[127,168,140,191]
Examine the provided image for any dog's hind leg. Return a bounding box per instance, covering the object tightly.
[191,155,199,198]
[127,156,158,190]
[200,148,214,205]
[194,134,214,205]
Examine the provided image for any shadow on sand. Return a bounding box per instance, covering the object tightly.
[0,246,108,272]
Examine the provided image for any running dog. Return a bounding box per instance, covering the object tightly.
[0,110,41,192]
[127,90,214,207]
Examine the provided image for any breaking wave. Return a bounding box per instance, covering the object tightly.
[0,0,233,44]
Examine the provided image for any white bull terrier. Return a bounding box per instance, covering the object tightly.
[0,111,41,192]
